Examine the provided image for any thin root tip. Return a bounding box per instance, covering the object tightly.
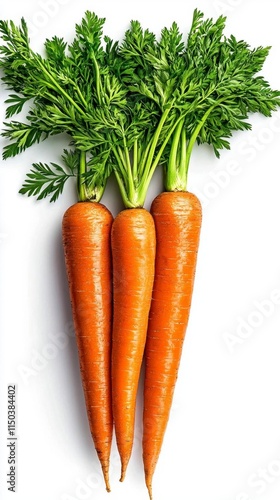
[145,476,153,500]
[102,469,111,492]
[119,471,125,482]
[147,484,153,500]
[119,464,128,482]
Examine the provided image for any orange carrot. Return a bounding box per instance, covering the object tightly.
[143,192,202,499]
[111,208,156,481]
[62,201,113,492]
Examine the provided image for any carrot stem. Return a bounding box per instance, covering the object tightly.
[140,107,171,185]
[36,57,88,118]
[124,143,136,202]
[133,139,138,182]
[138,115,185,201]
[165,118,185,191]
[179,126,187,181]
[185,104,216,172]
[90,51,102,105]
[78,151,87,201]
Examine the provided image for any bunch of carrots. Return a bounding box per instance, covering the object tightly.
[1,9,279,498]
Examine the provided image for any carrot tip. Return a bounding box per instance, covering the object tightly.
[119,472,125,482]
[102,468,111,492]
[147,484,153,500]
[105,479,111,493]
[120,464,127,482]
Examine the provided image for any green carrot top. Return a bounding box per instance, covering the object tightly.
[0,13,122,203]
[0,10,279,204]
[115,9,280,192]
[0,12,170,207]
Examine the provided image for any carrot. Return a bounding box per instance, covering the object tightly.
[62,201,113,492]
[2,12,280,497]
[0,15,119,491]
[143,192,202,499]
[111,208,156,481]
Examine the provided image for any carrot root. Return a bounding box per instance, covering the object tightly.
[143,191,202,494]
[111,208,156,480]
[146,481,153,500]
[62,201,114,491]
[102,464,111,492]
[119,463,127,482]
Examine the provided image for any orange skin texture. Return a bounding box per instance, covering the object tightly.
[111,208,156,481]
[62,201,113,492]
[143,192,202,499]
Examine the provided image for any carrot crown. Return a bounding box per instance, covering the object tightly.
[0,13,119,203]
[117,9,280,193]
[1,10,280,203]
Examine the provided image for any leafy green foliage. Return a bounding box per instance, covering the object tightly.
[2,121,47,159]
[19,149,78,202]
[4,94,30,118]
[115,8,280,191]
[0,12,123,201]
[182,10,280,156]
[83,147,113,193]
[0,9,279,202]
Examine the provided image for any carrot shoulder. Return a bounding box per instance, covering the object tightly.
[62,201,113,492]
[143,192,202,499]
[111,208,156,481]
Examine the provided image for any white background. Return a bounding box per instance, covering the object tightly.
[1,1,280,499]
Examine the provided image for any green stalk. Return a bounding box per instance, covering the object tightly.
[133,140,138,182]
[91,52,102,105]
[134,108,174,205]
[124,145,135,201]
[114,169,134,208]
[179,126,187,178]
[137,115,186,204]
[113,146,127,183]
[164,102,222,192]
[165,118,185,191]
[116,146,126,167]
[144,107,171,176]
[78,150,87,201]
[185,104,216,173]
[138,138,152,178]
[36,58,88,118]
[73,83,88,109]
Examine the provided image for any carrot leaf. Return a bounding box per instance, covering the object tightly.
[1,9,280,202]
[19,149,78,202]
[0,13,117,202]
